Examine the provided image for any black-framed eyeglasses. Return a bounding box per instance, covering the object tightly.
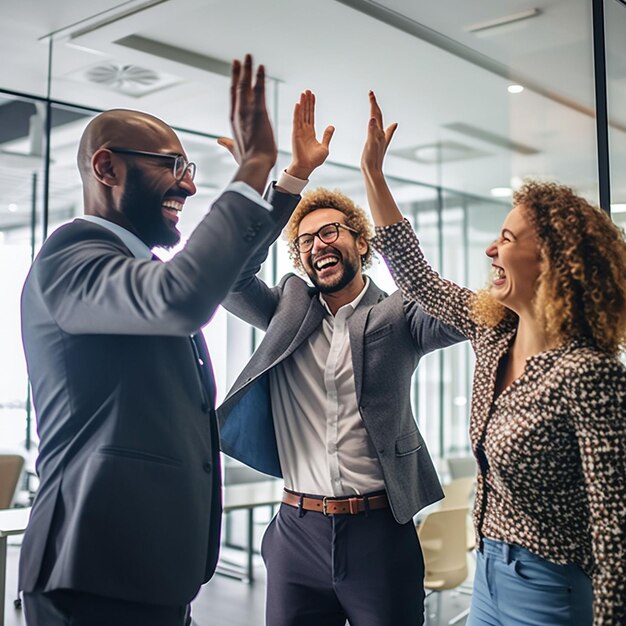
[294,222,359,253]
[108,147,196,182]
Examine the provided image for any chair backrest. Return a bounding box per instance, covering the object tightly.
[447,455,476,480]
[440,476,475,510]
[0,454,25,509]
[418,506,468,590]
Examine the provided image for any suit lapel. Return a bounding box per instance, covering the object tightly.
[281,295,326,360]
[348,279,386,400]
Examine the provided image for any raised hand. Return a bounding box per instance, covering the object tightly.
[360,91,403,226]
[287,90,334,180]
[230,54,277,193]
[361,91,397,175]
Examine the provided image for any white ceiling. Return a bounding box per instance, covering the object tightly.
[1,0,625,209]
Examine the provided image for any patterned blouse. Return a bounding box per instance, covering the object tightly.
[373,219,626,626]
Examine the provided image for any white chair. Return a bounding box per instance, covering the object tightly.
[418,506,469,625]
[441,476,476,552]
[446,455,476,481]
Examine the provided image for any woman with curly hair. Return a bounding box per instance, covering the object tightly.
[362,92,626,626]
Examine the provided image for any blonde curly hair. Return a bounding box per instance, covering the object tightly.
[471,181,626,355]
[284,187,374,272]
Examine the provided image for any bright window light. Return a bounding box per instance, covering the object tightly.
[490,187,513,198]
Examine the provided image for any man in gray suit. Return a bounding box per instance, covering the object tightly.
[18,55,303,626]
[218,179,466,621]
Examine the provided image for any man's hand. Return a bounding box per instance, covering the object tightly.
[230,54,277,194]
[286,90,334,180]
[360,91,397,176]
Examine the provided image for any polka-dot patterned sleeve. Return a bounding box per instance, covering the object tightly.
[569,356,626,626]
[372,218,479,342]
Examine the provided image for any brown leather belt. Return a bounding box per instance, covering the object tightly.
[282,490,389,516]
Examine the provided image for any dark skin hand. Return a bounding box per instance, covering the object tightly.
[218,89,334,184]
[230,54,278,194]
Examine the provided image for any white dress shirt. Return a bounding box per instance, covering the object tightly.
[269,279,386,497]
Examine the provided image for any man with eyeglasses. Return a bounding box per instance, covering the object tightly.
[18,56,329,626]
[218,178,466,620]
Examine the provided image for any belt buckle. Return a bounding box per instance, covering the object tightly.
[322,496,330,516]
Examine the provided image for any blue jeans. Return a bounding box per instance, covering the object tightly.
[467,538,592,626]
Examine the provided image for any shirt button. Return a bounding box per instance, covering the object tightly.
[203,462,212,473]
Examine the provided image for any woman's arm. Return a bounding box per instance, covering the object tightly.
[570,356,626,626]
[361,92,478,340]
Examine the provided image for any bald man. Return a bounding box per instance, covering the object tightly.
[18,56,315,626]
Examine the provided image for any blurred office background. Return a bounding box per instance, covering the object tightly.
[0,1,625,623]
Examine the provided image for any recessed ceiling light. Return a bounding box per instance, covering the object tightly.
[490,187,513,198]
[508,84,524,94]
[611,204,626,214]
[8,203,18,212]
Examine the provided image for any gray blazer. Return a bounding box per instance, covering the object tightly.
[19,187,300,605]
[218,204,465,524]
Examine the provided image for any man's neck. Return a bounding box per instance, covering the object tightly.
[321,275,367,316]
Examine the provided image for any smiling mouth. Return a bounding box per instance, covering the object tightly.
[162,199,183,224]
[313,254,340,272]
[491,265,506,284]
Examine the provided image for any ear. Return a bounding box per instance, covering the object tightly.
[92,148,121,187]
[356,234,369,258]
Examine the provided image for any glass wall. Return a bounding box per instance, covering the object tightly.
[1,0,622,470]
[606,0,626,229]
[0,95,45,457]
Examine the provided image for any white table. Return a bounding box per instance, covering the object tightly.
[219,480,284,583]
[0,507,31,626]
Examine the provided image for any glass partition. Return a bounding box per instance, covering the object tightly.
[1,0,623,472]
[606,0,626,229]
[0,95,46,454]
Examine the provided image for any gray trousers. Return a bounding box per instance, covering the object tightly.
[262,501,425,626]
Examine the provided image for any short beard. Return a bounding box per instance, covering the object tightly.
[307,256,359,294]
[121,166,180,249]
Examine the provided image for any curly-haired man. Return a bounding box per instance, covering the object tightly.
[218,96,465,626]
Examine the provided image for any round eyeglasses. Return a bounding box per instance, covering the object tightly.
[294,222,359,254]
[108,147,196,182]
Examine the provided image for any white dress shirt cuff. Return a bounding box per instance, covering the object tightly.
[276,170,309,195]
[225,181,272,211]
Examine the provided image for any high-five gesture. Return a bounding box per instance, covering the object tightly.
[361,90,397,175]
[361,91,403,226]
[230,54,277,194]
[286,90,334,180]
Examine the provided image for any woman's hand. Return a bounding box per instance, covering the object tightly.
[361,91,397,176]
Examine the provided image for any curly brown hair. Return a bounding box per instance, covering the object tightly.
[471,181,626,355]
[284,187,374,271]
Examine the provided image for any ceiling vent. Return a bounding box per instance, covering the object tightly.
[391,140,490,164]
[67,63,182,97]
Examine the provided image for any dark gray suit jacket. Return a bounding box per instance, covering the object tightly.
[19,187,300,605]
[218,203,465,524]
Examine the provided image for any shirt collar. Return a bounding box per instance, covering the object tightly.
[318,277,370,317]
[78,215,152,260]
